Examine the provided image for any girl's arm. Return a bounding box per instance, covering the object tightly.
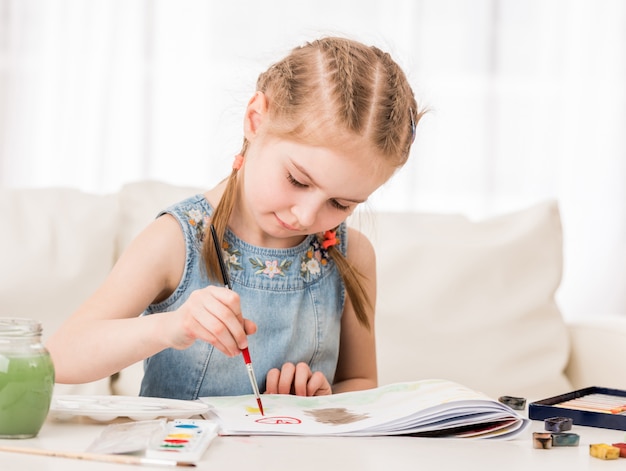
[46,214,253,384]
[331,227,378,393]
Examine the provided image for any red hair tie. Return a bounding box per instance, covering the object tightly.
[232,154,244,170]
[322,230,337,250]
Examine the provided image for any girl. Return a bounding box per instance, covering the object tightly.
[47,36,423,399]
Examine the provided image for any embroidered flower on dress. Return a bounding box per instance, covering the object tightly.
[302,258,321,277]
[250,257,292,278]
[184,209,210,245]
[300,238,331,280]
[221,240,243,271]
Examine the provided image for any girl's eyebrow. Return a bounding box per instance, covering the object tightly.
[291,162,366,204]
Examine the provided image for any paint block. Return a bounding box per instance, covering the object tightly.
[589,443,620,460]
[544,416,573,433]
[611,443,626,458]
[552,432,579,447]
[533,432,552,449]
[498,395,526,410]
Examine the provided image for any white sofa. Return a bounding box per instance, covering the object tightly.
[2,181,625,401]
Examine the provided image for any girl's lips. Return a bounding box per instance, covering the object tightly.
[274,214,302,232]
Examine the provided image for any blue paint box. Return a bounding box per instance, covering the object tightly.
[529,386,626,432]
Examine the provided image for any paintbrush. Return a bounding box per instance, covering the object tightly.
[0,445,195,467]
[209,224,265,416]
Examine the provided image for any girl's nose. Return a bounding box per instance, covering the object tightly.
[291,198,322,228]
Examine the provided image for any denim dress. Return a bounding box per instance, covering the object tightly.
[139,194,347,399]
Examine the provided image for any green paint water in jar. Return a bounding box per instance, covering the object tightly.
[0,318,55,438]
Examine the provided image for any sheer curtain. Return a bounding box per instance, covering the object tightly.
[1,0,624,320]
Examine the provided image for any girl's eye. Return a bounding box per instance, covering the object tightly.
[330,199,350,212]
[287,172,350,211]
[286,173,307,188]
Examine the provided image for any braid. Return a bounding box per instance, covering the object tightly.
[323,41,360,131]
[325,242,371,330]
[203,169,239,282]
[370,47,417,163]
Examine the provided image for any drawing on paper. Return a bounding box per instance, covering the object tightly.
[255,416,302,425]
[304,407,369,425]
[201,379,530,439]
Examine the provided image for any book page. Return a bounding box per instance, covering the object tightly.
[201,379,529,439]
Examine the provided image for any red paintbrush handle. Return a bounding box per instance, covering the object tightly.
[242,347,251,364]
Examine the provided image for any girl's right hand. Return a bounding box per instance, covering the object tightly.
[168,285,257,357]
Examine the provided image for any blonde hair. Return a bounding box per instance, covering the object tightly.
[205,37,424,330]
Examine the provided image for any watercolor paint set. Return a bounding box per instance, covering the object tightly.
[529,386,626,431]
[146,419,219,463]
[85,418,219,465]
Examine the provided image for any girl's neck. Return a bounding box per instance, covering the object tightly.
[204,181,226,210]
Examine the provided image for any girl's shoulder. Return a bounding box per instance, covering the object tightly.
[158,194,213,248]
[344,225,375,268]
[161,193,213,216]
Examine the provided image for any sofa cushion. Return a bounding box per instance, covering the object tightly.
[355,200,571,399]
[0,187,118,395]
[116,180,205,258]
[565,315,626,391]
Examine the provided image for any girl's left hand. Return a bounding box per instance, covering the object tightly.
[265,362,332,396]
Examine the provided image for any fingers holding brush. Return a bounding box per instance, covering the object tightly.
[170,285,256,357]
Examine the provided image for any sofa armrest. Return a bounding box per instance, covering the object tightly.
[565,315,626,390]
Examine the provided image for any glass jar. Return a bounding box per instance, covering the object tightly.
[0,318,55,438]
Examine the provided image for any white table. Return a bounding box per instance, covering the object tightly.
[1,413,625,470]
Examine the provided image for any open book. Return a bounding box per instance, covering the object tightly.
[201,379,529,439]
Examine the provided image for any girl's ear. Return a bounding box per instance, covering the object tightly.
[243,92,268,140]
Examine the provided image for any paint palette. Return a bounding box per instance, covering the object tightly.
[50,395,210,422]
[146,419,219,463]
[529,386,626,431]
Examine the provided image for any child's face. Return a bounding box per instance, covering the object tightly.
[238,134,393,247]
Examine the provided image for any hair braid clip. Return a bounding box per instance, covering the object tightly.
[232,154,244,170]
[321,230,338,250]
